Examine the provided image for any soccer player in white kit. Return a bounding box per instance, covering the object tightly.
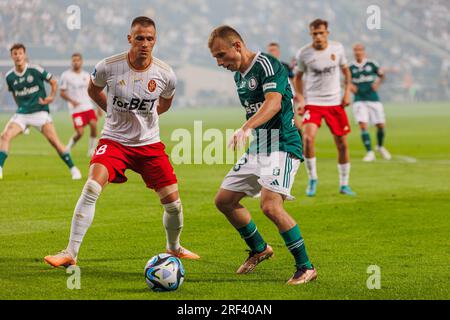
[60,53,100,157]
[294,19,355,197]
[45,17,200,268]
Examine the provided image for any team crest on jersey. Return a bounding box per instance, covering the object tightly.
[365,65,372,72]
[148,79,157,92]
[248,77,258,91]
[27,75,34,83]
[330,54,336,61]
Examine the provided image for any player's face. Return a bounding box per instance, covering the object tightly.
[72,56,82,71]
[210,38,242,72]
[128,24,156,60]
[310,25,329,49]
[353,45,366,61]
[267,45,280,59]
[11,48,26,67]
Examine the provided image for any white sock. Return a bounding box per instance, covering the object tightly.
[305,157,318,180]
[163,199,183,251]
[338,163,351,187]
[67,180,102,258]
[88,137,97,154]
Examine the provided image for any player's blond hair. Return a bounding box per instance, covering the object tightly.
[208,25,244,48]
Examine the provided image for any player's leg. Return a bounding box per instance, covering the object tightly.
[259,188,316,284]
[44,163,108,267]
[155,184,200,260]
[41,122,81,180]
[137,143,199,259]
[215,188,273,274]
[303,122,319,196]
[87,118,98,157]
[325,106,355,195]
[0,121,24,179]
[359,121,376,162]
[66,127,84,153]
[353,102,375,161]
[372,102,392,160]
[334,134,355,195]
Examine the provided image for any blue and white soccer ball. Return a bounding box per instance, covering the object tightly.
[144,253,185,292]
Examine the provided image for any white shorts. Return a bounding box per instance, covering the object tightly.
[353,101,385,125]
[221,151,301,201]
[9,111,53,132]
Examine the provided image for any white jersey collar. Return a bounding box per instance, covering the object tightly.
[14,63,28,77]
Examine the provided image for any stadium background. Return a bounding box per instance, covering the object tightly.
[0,0,449,110]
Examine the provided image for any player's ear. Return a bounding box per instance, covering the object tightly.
[127,34,132,44]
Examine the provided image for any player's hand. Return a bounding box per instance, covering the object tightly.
[342,93,351,107]
[72,100,80,107]
[371,81,381,92]
[228,127,252,151]
[295,96,306,116]
[39,96,54,105]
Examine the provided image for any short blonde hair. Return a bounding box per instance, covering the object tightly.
[208,25,244,48]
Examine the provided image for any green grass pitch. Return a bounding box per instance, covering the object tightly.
[0,102,449,300]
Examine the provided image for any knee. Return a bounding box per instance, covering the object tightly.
[1,131,11,142]
[163,199,182,216]
[303,134,314,147]
[260,201,282,221]
[214,194,236,215]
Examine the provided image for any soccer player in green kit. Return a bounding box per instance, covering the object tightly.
[209,26,317,285]
[0,43,81,180]
[350,43,391,161]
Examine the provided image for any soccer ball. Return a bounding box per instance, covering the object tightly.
[144,253,185,292]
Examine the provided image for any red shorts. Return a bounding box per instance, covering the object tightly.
[72,109,97,129]
[302,105,351,136]
[90,139,177,190]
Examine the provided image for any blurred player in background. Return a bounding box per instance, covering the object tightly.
[44,16,199,268]
[0,43,81,180]
[267,42,295,84]
[60,53,102,157]
[294,19,355,196]
[350,43,391,161]
[210,26,317,285]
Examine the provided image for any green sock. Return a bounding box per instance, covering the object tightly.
[281,225,312,269]
[60,152,74,169]
[237,220,267,253]
[377,128,385,147]
[0,151,8,167]
[361,130,372,151]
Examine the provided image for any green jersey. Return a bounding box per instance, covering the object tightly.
[234,52,303,160]
[5,64,53,114]
[350,59,383,102]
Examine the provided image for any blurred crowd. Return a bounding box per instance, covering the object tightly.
[0,0,449,107]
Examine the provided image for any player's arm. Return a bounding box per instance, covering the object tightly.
[293,71,305,115]
[372,66,386,91]
[39,77,58,105]
[341,65,352,107]
[157,96,174,115]
[60,89,79,107]
[87,79,107,112]
[230,92,282,150]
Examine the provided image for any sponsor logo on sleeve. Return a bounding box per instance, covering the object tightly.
[263,82,277,91]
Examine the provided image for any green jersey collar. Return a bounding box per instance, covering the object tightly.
[353,59,368,69]
[241,51,261,78]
